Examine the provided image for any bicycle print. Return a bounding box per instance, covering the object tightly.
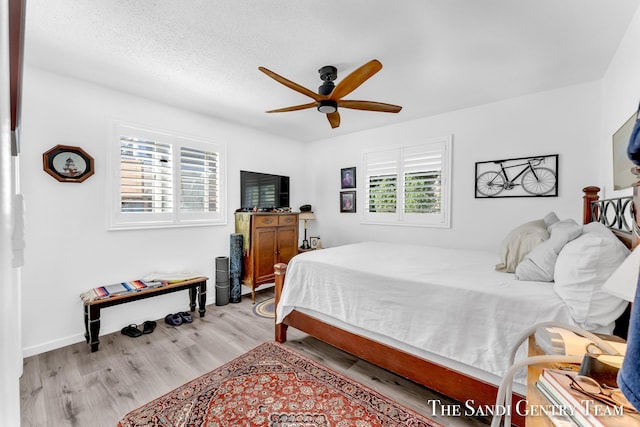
[475,154,558,198]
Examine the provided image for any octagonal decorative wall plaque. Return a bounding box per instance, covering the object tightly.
[42,145,94,183]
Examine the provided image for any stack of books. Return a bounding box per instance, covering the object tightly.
[536,369,639,427]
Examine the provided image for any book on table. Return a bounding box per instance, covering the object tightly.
[536,368,640,427]
[535,379,587,427]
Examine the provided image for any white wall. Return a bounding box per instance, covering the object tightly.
[304,82,603,251]
[19,67,307,356]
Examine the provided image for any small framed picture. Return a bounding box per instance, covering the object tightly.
[309,236,320,249]
[341,167,356,189]
[43,145,95,183]
[340,191,356,213]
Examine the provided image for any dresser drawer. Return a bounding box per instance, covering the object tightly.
[278,215,297,226]
[254,215,278,227]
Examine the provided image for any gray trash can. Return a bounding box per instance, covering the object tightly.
[215,256,230,306]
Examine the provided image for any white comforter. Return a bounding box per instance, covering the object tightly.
[276,241,578,381]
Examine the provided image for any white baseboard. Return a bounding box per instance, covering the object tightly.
[23,334,86,358]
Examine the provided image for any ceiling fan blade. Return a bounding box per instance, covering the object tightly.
[329,59,383,100]
[259,66,322,101]
[265,102,317,113]
[327,111,340,128]
[338,100,402,113]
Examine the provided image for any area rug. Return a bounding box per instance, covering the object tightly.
[253,297,275,318]
[118,341,442,427]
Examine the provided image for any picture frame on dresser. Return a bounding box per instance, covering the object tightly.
[309,236,320,249]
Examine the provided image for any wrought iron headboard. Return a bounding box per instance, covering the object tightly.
[590,195,634,247]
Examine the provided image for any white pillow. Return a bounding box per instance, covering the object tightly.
[554,226,629,330]
[582,220,620,238]
[495,219,549,273]
[515,219,582,281]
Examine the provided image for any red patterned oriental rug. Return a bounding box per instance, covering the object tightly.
[118,341,442,427]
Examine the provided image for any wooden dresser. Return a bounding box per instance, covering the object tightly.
[235,212,299,303]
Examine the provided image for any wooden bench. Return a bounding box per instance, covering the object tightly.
[82,277,208,352]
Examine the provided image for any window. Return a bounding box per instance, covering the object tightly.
[363,136,451,227]
[109,123,226,229]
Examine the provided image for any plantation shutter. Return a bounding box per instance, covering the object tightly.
[180,146,219,213]
[403,144,442,214]
[362,137,451,227]
[120,136,173,214]
[364,149,399,222]
[110,123,226,229]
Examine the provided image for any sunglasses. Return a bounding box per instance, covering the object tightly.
[567,374,637,414]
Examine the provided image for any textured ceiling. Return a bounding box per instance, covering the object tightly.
[23,0,640,142]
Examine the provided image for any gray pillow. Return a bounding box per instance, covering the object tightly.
[515,219,582,282]
[543,211,560,228]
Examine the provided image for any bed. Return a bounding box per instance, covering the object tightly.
[273,186,636,427]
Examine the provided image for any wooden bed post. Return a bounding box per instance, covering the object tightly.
[274,263,288,343]
[582,186,600,225]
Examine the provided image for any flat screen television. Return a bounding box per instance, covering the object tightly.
[240,170,290,210]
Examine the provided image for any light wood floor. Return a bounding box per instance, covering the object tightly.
[20,289,490,427]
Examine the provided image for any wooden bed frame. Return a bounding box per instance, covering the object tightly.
[273,186,635,427]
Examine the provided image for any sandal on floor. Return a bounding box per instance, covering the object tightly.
[121,324,143,338]
[142,320,157,334]
[164,313,182,326]
[178,311,193,324]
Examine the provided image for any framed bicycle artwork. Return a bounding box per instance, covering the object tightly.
[475,154,558,198]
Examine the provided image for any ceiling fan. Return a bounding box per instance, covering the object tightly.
[258,59,402,129]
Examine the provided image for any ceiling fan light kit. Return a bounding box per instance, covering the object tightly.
[317,100,337,114]
[258,59,402,129]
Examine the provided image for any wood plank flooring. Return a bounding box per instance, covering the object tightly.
[20,289,490,427]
